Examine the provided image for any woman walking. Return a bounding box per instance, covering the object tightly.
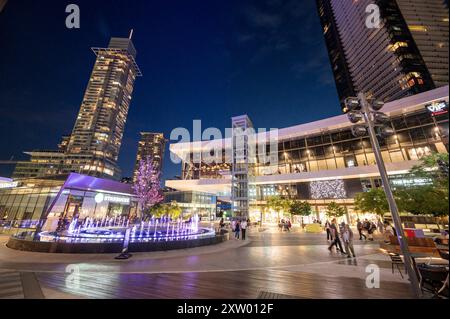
[234,220,241,239]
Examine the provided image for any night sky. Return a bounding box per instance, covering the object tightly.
[0,0,340,181]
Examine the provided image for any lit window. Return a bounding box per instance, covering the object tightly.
[408,25,428,32]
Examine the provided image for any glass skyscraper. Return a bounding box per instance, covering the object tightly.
[316,0,448,112]
[13,34,142,180]
[65,36,142,178]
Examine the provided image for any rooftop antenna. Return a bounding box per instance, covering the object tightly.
[129,29,134,40]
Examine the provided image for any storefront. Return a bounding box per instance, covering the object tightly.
[0,173,138,232]
[164,191,217,221]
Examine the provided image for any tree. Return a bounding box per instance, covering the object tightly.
[289,200,312,216]
[395,186,448,217]
[409,152,449,190]
[395,152,449,218]
[133,156,164,218]
[325,201,346,219]
[166,201,183,219]
[149,201,183,219]
[354,188,390,217]
[266,196,291,220]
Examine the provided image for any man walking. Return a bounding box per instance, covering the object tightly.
[328,218,345,254]
[357,219,366,240]
[342,224,356,258]
[241,219,248,240]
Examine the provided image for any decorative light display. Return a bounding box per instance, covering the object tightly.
[133,155,164,214]
[309,179,346,199]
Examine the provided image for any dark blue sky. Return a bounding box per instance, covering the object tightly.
[0,0,340,181]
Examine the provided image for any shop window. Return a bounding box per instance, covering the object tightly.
[308,160,319,172]
[409,127,427,141]
[335,157,346,169]
[326,158,337,170]
[389,150,404,162]
[365,153,376,165]
[345,156,356,167]
[317,159,327,171]
[356,154,367,166]
[435,142,448,154]
[392,117,407,130]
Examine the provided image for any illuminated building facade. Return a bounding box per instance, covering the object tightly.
[65,36,142,178]
[166,86,449,223]
[133,132,167,182]
[0,173,138,228]
[316,0,448,112]
[12,35,141,180]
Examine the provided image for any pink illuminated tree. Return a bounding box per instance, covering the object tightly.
[133,156,164,218]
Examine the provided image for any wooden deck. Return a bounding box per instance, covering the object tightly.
[36,269,414,299]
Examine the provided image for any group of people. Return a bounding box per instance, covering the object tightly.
[325,219,356,258]
[220,218,249,240]
[278,219,292,232]
[325,218,397,257]
[356,218,395,242]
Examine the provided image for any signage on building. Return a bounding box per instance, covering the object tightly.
[425,100,448,116]
[0,181,18,189]
[94,193,130,205]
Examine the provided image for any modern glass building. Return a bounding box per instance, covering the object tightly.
[133,132,167,182]
[164,191,217,221]
[316,0,448,111]
[0,173,138,233]
[166,86,448,224]
[13,34,142,180]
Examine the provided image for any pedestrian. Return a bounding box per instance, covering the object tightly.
[325,220,331,241]
[234,220,240,239]
[377,219,384,233]
[357,219,366,240]
[342,224,356,258]
[231,219,236,232]
[241,219,248,240]
[367,221,376,241]
[286,219,291,232]
[383,221,394,243]
[219,218,225,230]
[328,218,345,254]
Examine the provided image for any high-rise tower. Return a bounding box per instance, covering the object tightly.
[316,0,448,112]
[65,32,142,178]
[133,132,167,182]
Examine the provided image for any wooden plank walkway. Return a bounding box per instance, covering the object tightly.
[0,269,24,299]
[36,269,414,299]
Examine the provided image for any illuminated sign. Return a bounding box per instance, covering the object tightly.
[94,193,130,205]
[425,101,448,116]
[0,181,18,189]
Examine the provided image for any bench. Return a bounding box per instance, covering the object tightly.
[380,236,441,257]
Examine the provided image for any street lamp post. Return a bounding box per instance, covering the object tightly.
[346,92,422,298]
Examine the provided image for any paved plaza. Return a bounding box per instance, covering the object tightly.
[0,227,415,299]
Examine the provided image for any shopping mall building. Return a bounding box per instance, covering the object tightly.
[166,86,449,224]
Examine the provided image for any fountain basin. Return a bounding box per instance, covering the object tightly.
[6,228,229,254]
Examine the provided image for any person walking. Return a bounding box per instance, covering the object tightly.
[325,220,331,241]
[367,221,376,241]
[234,220,240,239]
[357,219,366,240]
[383,221,394,243]
[377,219,384,233]
[328,218,345,254]
[241,219,248,240]
[342,224,356,258]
